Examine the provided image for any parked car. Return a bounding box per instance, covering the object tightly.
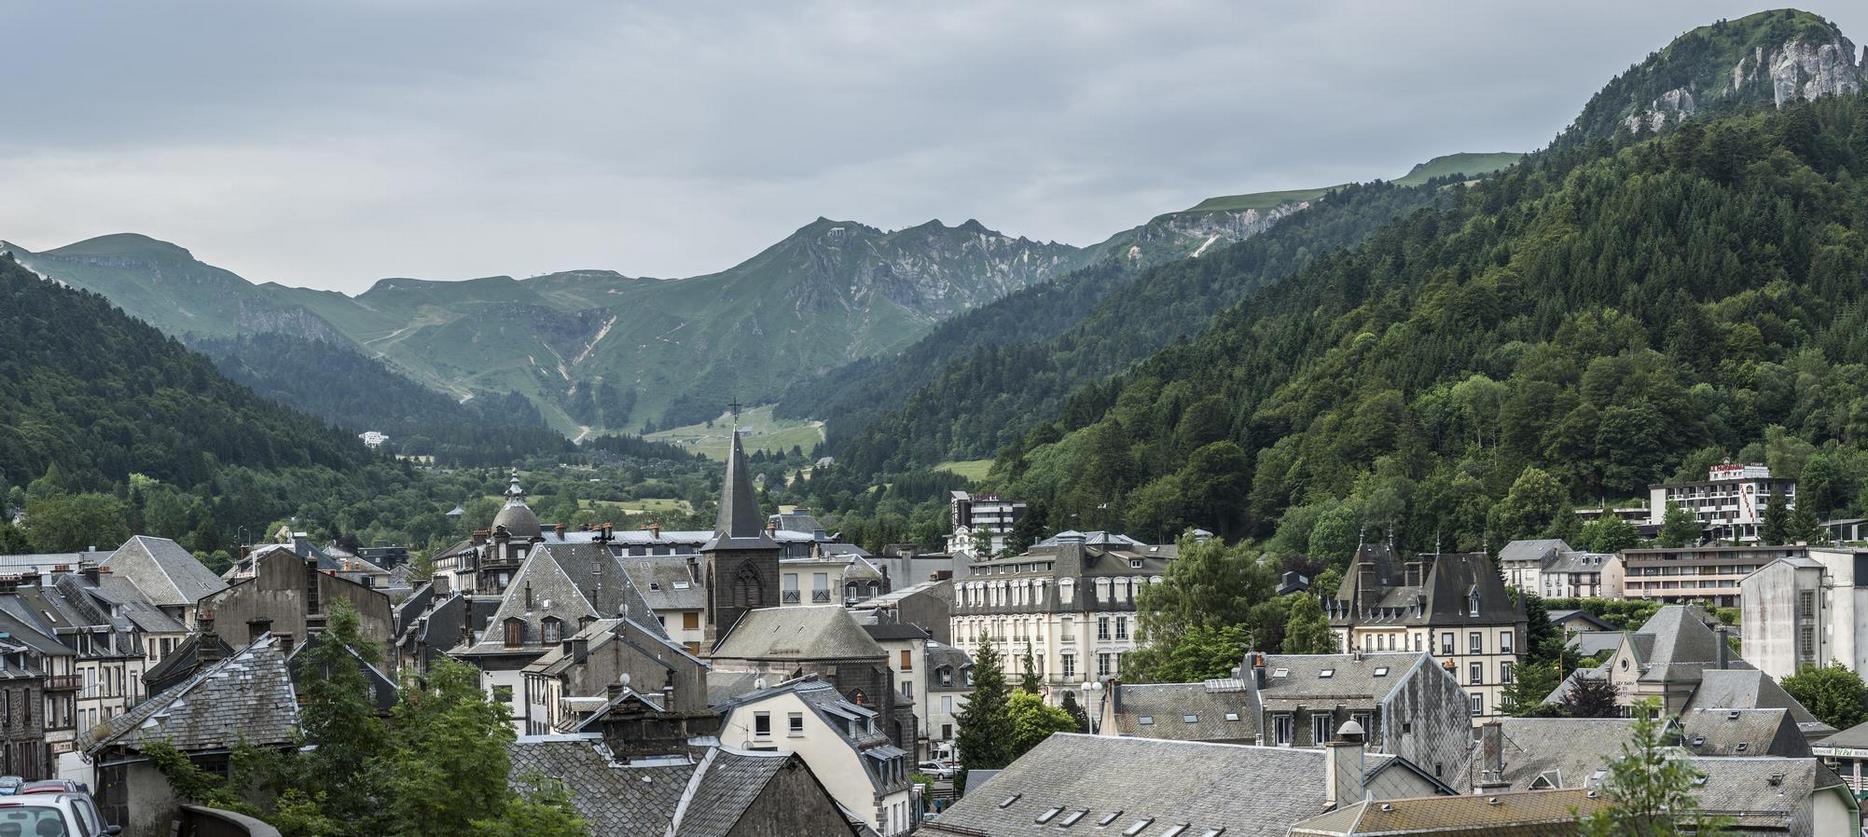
[7,788,110,835]
[915,760,957,780]
[0,793,114,836]
[0,777,22,796]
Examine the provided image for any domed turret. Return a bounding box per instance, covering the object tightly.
[491,470,543,539]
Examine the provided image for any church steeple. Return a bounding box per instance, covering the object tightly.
[701,427,779,649]
[706,430,777,550]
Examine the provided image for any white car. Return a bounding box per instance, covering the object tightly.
[915,760,958,780]
[1,793,115,837]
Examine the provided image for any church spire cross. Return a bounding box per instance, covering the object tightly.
[727,397,743,425]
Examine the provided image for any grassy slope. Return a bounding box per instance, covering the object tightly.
[645,405,826,460]
[1187,152,1523,213]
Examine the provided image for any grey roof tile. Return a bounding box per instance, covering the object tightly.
[710,606,885,662]
[1107,681,1256,742]
[103,535,228,606]
[89,634,298,755]
[922,734,1422,837]
[507,736,693,836]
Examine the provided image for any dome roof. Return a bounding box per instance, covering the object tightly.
[491,470,542,538]
[492,501,543,539]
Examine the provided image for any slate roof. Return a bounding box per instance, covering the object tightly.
[710,606,886,662]
[1684,669,1834,738]
[717,677,906,794]
[669,747,824,837]
[88,634,298,755]
[621,555,706,611]
[1497,539,1570,567]
[860,622,931,643]
[1331,547,1523,627]
[1564,630,1624,658]
[1679,708,1811,757]
[1630,605,1735,684]
[1468,718,1637,792]
[465,542,664,655]
[1106,680,1256,741]
[704,670,764,706]
[102,535,228,606]
[84,575,188,633]
[1256,652,1426,708]
[923,736,1438,837]
[1289,788,1605,836]
[527,616,707,679]
[1688,756,1848,834]
[1545,551,1611,575]
[704,433,778,552]
[506,735,695,836]
[1817,718,1868,751]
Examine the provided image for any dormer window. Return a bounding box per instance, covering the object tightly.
[540,617,563,644]
[502,617,524,648]
[1468,589,1480,617]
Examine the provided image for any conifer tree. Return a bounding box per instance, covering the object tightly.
[1021,640,1040,694]
[955,632,1014,770]
[1760,489,1790,545]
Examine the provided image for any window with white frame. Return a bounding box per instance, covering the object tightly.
[1469,693,1483,716]
[1311,713,1332,744]
[1500,630,1513,654]
[1098,617,1110,640]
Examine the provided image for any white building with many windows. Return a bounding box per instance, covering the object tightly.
[949,532,1175,706]
[946,491,1027,560]
[1648,462,1796,543]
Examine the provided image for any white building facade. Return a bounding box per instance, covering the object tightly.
[1648,463,1797,543]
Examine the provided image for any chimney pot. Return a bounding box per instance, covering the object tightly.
[1324,727,1368,807]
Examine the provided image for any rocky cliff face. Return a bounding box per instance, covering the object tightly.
[773,218,1079,322]
[1596,11,1866,140]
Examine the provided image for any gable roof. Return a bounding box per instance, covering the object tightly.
[921,734,1438,837]
[466,542,663,654]
[1256,652,1427,707]
[1679,708,1811,757]
[1497,539,1570,567]
[1684,669,1834,738]
[102,535,227,606]
[88,634,298,755]
[1290,788,1605,836]
[710,606,886,662]
[1688,756,1853,834]
[506,735,696,836]
[287,632,400,712]
[621,554,706,611]
[1467,718,1637,792]
[670,747,849,837]
[1630,605,1732,683]
[1105,680,1257,742]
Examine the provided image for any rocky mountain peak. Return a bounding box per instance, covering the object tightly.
[1567,9,1865,142]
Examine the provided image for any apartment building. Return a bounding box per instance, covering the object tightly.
[1619,544,1818,608]
[1648,462,1796,543]
[950,532,1175,706]
[1739,548,1868,680]
[946,491,1027,560]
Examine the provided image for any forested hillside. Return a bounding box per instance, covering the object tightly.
[0,255,371,490]
[197,333,575,466]
[981,94,1868,562]
[814,179,1458,476]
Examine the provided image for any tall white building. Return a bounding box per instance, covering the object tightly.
[1648,463,1797,543]
[946,491,1026,560]
[1739,548,1868,680]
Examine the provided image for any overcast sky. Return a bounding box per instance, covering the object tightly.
[2,1,1863,292]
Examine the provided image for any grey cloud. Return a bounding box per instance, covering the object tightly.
[0,0,1861,290]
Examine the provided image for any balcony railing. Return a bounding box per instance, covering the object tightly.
[45,675,80,691]
[782,590,801,604]
[812,590,831,603]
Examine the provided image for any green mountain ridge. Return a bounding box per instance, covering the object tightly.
[8,152,1524,439]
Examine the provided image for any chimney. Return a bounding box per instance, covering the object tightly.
[197,610,223,663]
[662,681,675,711]
[472,528,489,546]
[1325,720,1367,807]
[554,523,566,539]
[247,617,273,644]
[648,522,661,538]
[766,520,778,535]
[77,561,100,584]
[1477,721,1508,791]
[1250,651,1267,689]
[1717,625,1730,670]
